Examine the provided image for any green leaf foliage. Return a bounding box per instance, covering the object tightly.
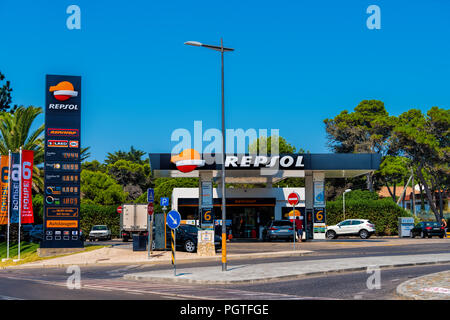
[326,198,412,235]
[81,170,128,205]
[80,204,120,237]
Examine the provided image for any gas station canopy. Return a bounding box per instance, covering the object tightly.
[149,153,382,184]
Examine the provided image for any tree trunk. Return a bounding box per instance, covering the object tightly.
[416,165,440,222]
[418,182,424,212]
[385,181,395,202]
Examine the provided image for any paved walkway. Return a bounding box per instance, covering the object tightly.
[397,270,450,300]
[124,253,450,284]
[13,245,313,269]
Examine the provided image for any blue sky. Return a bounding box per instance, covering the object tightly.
[1,0,449,161]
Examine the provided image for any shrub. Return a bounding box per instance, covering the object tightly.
[326,198,412,235]
[80,204,120,237]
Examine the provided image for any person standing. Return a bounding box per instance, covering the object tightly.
[441,218,448,238]
[295,217,303,242]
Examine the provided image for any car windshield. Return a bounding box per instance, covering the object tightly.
[92,226,107,230]
[272,221,293,227]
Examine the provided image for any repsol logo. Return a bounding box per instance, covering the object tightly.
[48,104,79,110]
[225,155,305,168]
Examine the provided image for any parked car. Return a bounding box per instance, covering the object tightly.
[164,224,221,253]
[22,224,34,241]
[88,225,111,241]
[29,224,44,243]
[262,220,295,242]
[410,221,445,238]
[326,219,375,239]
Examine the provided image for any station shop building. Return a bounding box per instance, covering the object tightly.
[149,151,381,240]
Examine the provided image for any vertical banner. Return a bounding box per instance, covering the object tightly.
[9,153,20,224]
[313,181,325,207]
[21,150,34,224]
[0,156,9,225]
[41,75,82,248]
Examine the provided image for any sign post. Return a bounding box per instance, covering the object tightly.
[160,197,169,249]
[42,75,82,249]
[147,202,154,258]
[288,192,300,250]
[166,210,181,276]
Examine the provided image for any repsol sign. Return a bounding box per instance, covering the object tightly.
[224,155,304,169]
[48,104,79,111]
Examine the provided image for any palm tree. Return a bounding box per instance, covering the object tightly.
[0,106,44,192]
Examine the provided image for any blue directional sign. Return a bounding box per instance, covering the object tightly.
[160,197,169,207]
[166,210,181,229]
[147,188,154,203]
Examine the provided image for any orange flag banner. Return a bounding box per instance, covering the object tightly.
[0,156,10,225]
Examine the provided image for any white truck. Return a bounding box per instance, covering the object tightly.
[120,204,149,242]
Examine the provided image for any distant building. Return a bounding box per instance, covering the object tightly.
[378,186,449,214]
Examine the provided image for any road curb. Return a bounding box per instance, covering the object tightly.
[3,250,313,270]
[396,270,450,300]
[123,260,450,285]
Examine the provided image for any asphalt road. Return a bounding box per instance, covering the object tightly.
[0,239,448,300]
[0,263,449,300]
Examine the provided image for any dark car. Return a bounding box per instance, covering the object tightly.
[165,224,221,253]
[262,220,295,242]
[29,224,44,243]
[22,224,34,241]
[410,221,445,238]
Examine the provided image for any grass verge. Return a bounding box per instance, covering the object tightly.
[0,242,104,268]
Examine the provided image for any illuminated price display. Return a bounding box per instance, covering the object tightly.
[46,162,80,172]
[43,74,82,248]
[46,185,79,196]
[46,150,79,161]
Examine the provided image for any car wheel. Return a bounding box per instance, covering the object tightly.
[122,237,128,242]
[428,235,432,238]
[184,240,196,253]
[439,235,444,239]
[326,230,336,240]
[359,229,369,239]
[420,231,425,238]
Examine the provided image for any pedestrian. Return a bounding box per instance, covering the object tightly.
[441,218,448,238]
[295,217,303,242]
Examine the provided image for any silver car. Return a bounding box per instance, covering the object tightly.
[89,225,111,241]
[263,220,295,241]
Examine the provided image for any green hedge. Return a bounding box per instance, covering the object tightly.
[326,198,412,235]
[80,204,120,237]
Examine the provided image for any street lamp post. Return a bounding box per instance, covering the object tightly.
[185,39,234,272]
[343,189,352,220]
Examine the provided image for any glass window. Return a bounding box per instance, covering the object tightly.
[340,220,351,226]
[351,220,362,225]
[182,225,198,234]
[93,225,107,230]
[273,220,294,227]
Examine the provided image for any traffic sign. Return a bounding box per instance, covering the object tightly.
[147,203,154,215]
[166,210,181,229]
[117,206,122,214]
[160,197,169,207]
[287,192,300,206]
[147,188,154,203]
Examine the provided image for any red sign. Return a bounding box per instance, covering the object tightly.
[287,192,300,206]
[21,150,34,224]
[147,203,154,215]
[117,206,122,214]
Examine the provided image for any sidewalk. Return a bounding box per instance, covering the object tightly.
[12,245,313,269]
[124,253,450,284]
[397,270,450,300]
